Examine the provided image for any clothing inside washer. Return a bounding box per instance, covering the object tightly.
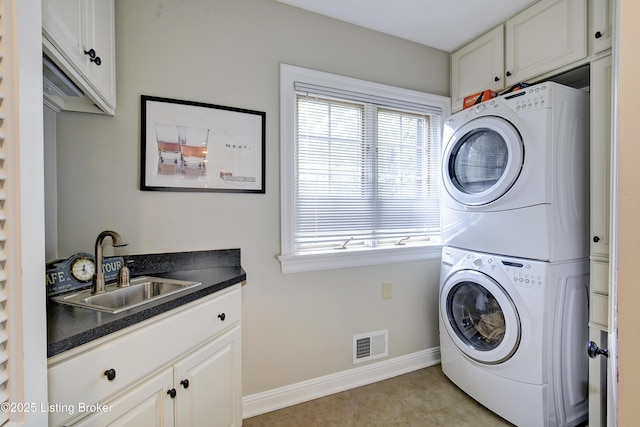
[448,281,506,350]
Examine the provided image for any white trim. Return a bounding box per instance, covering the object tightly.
[278,243,443,273]
[8,1,49,425]
[607,0,620,424]
[242,347,441,419]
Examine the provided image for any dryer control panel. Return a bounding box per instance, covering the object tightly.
[502,83,550,113]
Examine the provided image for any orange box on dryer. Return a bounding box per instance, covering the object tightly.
[463,90,497,109]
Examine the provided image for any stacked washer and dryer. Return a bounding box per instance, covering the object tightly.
[438,82,590,427]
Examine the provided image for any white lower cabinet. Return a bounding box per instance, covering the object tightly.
[174,327,241,427]
[48,284,242,427]
[75,327,241,427]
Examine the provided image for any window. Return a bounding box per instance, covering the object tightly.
[279,65,450,273]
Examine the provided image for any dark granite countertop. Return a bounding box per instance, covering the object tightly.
[47,249,246,358]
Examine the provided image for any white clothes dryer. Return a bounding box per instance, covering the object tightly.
[439,246,589,427]
[441,82,589,262]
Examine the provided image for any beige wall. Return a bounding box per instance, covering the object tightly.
[51,0,449,397]
[616,0,640,423]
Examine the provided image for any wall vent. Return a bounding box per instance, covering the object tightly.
[353,330,388,364]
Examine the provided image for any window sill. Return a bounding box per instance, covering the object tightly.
[277,243,444,273]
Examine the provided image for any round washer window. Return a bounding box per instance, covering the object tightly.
[447,281,507,351]
[440,269,521,364]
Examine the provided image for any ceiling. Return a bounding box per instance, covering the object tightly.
[274,0,539,52]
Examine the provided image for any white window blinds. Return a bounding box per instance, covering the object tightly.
[293,86,442,252]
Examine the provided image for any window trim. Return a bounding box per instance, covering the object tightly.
[279,64,450,273]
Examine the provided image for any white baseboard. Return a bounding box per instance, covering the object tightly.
[242,347,441,419]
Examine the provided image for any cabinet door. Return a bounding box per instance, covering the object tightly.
[42,0,116,114]
[174,327,242,427]
[589,0,613,54]
[505,0,587,86]
[74,368,175,427]
[588,54,612,427]
[450,26,504,112]
[42,0,86,74]
[589,55,613,426]
[590,55,612,259]
[83,0,116,109]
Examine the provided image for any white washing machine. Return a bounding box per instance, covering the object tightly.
[441,82,589,262]
[439,246,589,427]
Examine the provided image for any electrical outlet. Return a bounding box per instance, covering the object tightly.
[382,281,392,299]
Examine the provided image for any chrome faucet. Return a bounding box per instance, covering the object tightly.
[93,230,128,294]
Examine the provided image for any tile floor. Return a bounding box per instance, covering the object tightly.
[242,364,514,426]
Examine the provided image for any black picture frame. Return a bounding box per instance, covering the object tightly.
[140,95,265,193]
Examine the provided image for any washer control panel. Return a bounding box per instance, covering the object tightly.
[500,259,546,290]
[446,249,548,291]
[458,253,546,290]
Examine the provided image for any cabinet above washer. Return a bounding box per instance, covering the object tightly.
[450,26,504,114]
[504,0,587,88]
[42,0,116,115]
[451,0,611,112]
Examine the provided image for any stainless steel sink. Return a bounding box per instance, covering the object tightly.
[52,276,201,313]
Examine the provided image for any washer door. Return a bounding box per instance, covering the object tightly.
[441,269,521,364]
[442,116,523,206]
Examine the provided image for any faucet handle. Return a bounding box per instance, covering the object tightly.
[117,261,131,288]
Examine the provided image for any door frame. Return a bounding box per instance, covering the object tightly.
[608,1,620,425]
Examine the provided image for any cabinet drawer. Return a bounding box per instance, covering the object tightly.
[48,285,240,426]
[590,292,609,330]
[590,260,609,295]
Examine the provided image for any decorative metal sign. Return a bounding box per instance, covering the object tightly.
[46,253,124,296]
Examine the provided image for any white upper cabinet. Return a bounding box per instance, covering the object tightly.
[451,0,596,112]
[589,0,613,55]
[451,26,504,113]
[42,0,116,115]
[505,0,587,86]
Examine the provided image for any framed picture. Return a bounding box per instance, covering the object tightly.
[140,95,266,193]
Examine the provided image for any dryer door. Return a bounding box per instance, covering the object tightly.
[442,116,523,206]
[440,269,521,364]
